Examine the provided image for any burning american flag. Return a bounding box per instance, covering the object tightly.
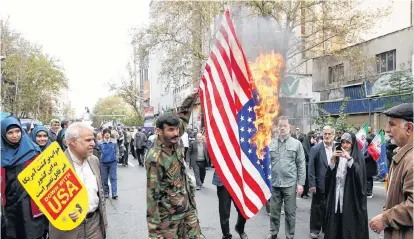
[199,10,283,219]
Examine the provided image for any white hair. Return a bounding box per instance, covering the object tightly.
[323,125,335,134]
[65,122,94,142]
[399,119,409,127]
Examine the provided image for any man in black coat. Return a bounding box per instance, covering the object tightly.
[134,127,147,166]
[301,131,316,199]
[308,125,335,238]
[186,133,210,190]
[364,137,378,198]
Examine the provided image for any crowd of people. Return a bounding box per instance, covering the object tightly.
[144,92,413,239]
[1,96,412,239]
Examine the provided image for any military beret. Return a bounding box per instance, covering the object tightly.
[383,103,413,122]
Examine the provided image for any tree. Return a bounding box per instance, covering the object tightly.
[132,1,225,87]
[91,96,143,128]
[132,1,389,90]
[313,98,359,133]
[375,69,413,96]
[109,62,143,116]
[1,20,68,122]
[121,114,144,127]
[242,0,390,72]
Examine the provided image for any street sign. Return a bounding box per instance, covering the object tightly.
[17,142,88,231]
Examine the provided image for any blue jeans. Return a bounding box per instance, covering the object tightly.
[101,161,117,196]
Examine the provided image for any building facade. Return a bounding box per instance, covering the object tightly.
[311,26,413,131]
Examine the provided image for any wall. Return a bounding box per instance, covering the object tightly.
[347,113,390,133]
[148,48,176,114]
[313,27,413,100]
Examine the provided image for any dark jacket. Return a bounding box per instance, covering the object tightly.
[186,141,210,168]
[386,139,398,168]
[49,130,58,142]
[324,133,368,239]
[134,131,147,149]
[98,139,119,163]
[308,142,330,193]
[1,161,45,239]
[364,152,378,178]
[302,136,314,165]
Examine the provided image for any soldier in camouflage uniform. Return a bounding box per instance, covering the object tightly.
[146,90,204,239]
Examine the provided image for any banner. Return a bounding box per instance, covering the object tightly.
[144,106,155,127]
[18,142,88,231]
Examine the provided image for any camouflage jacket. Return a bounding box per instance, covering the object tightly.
[145,92,198,238]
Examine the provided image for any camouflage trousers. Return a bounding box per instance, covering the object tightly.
[157,208,204,239]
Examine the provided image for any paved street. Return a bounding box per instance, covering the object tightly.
[105,155,387,239]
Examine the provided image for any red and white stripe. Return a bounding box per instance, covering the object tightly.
[199,10,271,219]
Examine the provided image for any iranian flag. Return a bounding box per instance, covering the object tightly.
[367,129,385,161]
[355,123,369,150]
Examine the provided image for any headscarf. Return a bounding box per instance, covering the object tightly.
[57,128,67,151]
[31,125,51,151]
[349,133,364,161]
[1,117,41,167]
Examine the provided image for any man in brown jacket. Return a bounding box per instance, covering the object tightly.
[49,122,108,239]
[369,103,413,239]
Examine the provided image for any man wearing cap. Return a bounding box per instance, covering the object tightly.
[369,103,413,239]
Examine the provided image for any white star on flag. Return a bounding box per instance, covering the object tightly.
[198,9,272,220]
[268,175,271,179]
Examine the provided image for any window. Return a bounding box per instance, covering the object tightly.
[376,50,396,73]
[328,64,344,83]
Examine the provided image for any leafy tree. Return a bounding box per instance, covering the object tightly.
[121,114,144,127]
[1,20,67,122]
[132,1,389,90]
[375,69,413,96]
[242,0,390,72]
[313,97,359,134]
[92,96,143,128]
[132,1,225,87]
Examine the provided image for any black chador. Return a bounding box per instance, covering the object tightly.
[323,133,369,239]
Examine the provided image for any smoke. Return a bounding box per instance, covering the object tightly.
[230,6,290,61]
[228,6,303,126]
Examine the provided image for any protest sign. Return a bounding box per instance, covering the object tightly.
[18,142,88,231]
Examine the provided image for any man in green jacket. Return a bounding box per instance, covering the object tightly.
[146,90,204,239]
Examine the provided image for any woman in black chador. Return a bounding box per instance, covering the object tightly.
[324,133,369,239]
